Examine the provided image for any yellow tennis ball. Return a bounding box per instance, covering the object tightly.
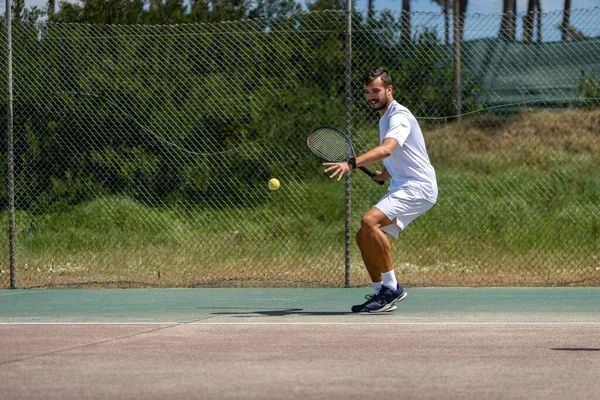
[268,178,280,191]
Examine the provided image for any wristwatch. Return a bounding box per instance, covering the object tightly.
[348,157,357,170]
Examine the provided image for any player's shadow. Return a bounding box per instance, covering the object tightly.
[210,308,354,317]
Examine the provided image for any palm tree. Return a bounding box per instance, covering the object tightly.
[560,0,585,40]
[12,0,25,20]
[500,0,516,40]
[47,0,56,17]
[430,0,450,45]
[523,0,541,42]
[401,0,411,43]
[367,0,374,25]
[561,0,572,40]
[455,0,468,42]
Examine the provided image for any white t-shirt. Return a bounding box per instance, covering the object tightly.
[379,100,438,204]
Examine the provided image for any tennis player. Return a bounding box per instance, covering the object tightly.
[323,67,438,313]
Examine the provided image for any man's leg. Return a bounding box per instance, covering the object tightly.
[352,208,390,312]
[351,208,405,313]
[355,207,395,281]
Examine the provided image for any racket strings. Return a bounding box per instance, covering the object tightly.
[308,129,352,162]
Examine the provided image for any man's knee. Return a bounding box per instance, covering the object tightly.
[360,215,380,232]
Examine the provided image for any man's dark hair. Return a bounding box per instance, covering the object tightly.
[363,68,393,87]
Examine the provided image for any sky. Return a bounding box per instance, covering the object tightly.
[4,0,600,16]
[356,0,599,14]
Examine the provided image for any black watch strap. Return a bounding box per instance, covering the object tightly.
[348,157,357,170]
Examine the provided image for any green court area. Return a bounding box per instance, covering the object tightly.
[1,287,599,323]
[1,288,599,400]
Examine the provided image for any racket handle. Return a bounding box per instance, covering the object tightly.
[359,166,385,185]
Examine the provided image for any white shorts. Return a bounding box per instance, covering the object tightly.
[375,189,435,239]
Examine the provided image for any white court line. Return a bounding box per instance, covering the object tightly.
[1,322,600,326]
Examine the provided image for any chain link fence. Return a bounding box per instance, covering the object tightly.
[2,7,599,288]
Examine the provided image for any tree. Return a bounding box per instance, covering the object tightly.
[306,0,345,12]
[12,0,25,21]
[561,0,571,40]
[455,0,468,43]
[560,0,586,40]
[51,0,146,24]
[401,0,411,43]
[430,0,450,45]
[50,0,302,24]
[367,0,375,26]
[47,0,56,17]
[189,0,211,22]
[208,0,252,21]
[9,0,43,23]
[146,0,188,24]
[500,0,516,40]
[522,0,541,42]
[248,0,301,19]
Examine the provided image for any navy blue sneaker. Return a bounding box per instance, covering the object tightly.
[351,293,377,313]
[364,284,407,313]
[351,293,398,313]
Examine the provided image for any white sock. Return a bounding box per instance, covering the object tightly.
[381,270,397,290]
[372,281,383,295]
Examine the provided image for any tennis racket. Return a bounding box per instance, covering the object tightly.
[306,126,384,185]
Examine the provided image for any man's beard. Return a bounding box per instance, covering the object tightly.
[370,98,389,111]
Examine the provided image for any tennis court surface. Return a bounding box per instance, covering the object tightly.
[1,288,599,399]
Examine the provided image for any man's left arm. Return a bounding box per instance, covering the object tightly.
[323,138,398,181]
[355,138,398,169]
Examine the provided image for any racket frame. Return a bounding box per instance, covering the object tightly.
[306,126,384,185]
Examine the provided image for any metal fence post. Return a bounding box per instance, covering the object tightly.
[453,1,462,121]
[5,0,16,288]
[344,0,353,288]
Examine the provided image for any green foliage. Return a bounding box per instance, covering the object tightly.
[306,0,346,12]
[353,24,483,122]
[7,0,44,23]
[51,0,301,24]
[574,71,600,109]
[6,12,478,213]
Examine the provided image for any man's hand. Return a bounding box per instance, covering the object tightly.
[323,161,352,181]
[372,169,390,184]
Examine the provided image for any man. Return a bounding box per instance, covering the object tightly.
[323,67,438,313]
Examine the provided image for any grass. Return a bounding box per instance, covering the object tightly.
[1,182,349,288]
[1,108,600,288]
